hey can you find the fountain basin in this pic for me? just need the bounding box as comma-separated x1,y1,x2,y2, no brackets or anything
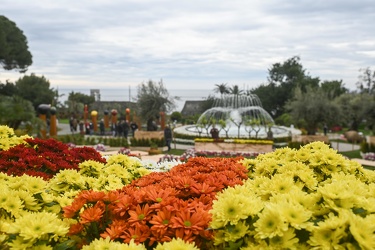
194,138,273,153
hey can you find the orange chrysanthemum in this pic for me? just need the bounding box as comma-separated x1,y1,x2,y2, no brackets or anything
63,197,87,218
128,204,153,226
68,223,84,236
171,208,208,235
112,194,135,217
100,219,128,240
120,224,151,244
79,190,106,203
149,208,174,234
79,202,105,224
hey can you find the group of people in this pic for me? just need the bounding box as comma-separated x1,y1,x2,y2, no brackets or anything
71,115,174,151
109,120,138,138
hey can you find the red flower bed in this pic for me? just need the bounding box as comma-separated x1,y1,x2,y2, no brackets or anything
63,157,248,249
0,138,106,180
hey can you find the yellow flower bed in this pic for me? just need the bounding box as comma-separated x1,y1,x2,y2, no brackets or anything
0,125,31,151
194,138,273,145
209,142,375,249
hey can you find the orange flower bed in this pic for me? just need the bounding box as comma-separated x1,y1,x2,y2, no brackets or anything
63,157,248,248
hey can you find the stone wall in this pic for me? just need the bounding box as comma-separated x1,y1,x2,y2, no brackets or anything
134,131,164,140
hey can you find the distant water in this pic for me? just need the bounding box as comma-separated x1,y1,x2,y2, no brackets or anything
57,88,215,112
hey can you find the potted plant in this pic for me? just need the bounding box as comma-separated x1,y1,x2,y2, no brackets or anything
148,142,162,155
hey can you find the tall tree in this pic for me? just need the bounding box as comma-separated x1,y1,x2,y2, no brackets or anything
0,16,32,72
0,80,17,96
136,79,176,130
334,92,374,131
320,80,348,99
15,73,56,110
252,56,320,118
213,83,229,95
356,67,375,95
66,91,95,117
0,95,35,130
286,87,340,135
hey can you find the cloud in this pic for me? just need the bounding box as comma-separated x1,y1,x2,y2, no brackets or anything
1,0,374,92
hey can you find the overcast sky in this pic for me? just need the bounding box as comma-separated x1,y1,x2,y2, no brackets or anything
1,0,374,91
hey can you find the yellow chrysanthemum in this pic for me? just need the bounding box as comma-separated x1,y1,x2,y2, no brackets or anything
81,237,147,250
253,158,281,178
103,163,132,179
308,213,348,249
211,192,263,228
154,237,199,250
20,175,48,194
48,169,86,192
268,174,295,196
254,204,288,239
277,200,312,229
268,228,299,249
102,174,125,191
0,125,31,150
318,175,362,210
6,211,69,247
223,220,250,242
55,195,75,208
16,190,42,211
349,213,375,250
2,195,24,218
78,160,104,177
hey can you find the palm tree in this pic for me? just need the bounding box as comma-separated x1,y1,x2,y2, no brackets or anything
228,85,244,95
213,83,230,95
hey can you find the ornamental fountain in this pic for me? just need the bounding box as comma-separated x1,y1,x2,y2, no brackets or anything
174,94,300,139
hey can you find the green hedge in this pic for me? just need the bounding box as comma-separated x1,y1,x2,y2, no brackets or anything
360,141,375,153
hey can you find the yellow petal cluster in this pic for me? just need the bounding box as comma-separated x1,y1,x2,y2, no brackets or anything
210,141,375,249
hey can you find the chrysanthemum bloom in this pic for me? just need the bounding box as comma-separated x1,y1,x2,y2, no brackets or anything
128,204,153,226
210,191,263,228
277,200,312,229
308,213,348,249
79,202,105,224
267,228,299,249
348,213,375,249
78,160,104,177
171,207,210,241
100,219,128,240
154,237,199,250
120,224,151,244
5,211,69,249
254,204,288,239
81,237,147,250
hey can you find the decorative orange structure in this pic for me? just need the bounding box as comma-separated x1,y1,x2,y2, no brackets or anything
160,111,165,130
83,105,88,124
111,109,118,126
126,108,131,121
49,107,57,137
104,110,109,128
91,110,98,132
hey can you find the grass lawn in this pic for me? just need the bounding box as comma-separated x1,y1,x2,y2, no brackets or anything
162,149,186,155
340,150,362,159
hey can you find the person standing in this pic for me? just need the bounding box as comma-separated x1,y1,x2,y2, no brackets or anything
123,120,130,139
210,125,219,140
99,119,105,135
130,121,138,137
164,125,173,151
